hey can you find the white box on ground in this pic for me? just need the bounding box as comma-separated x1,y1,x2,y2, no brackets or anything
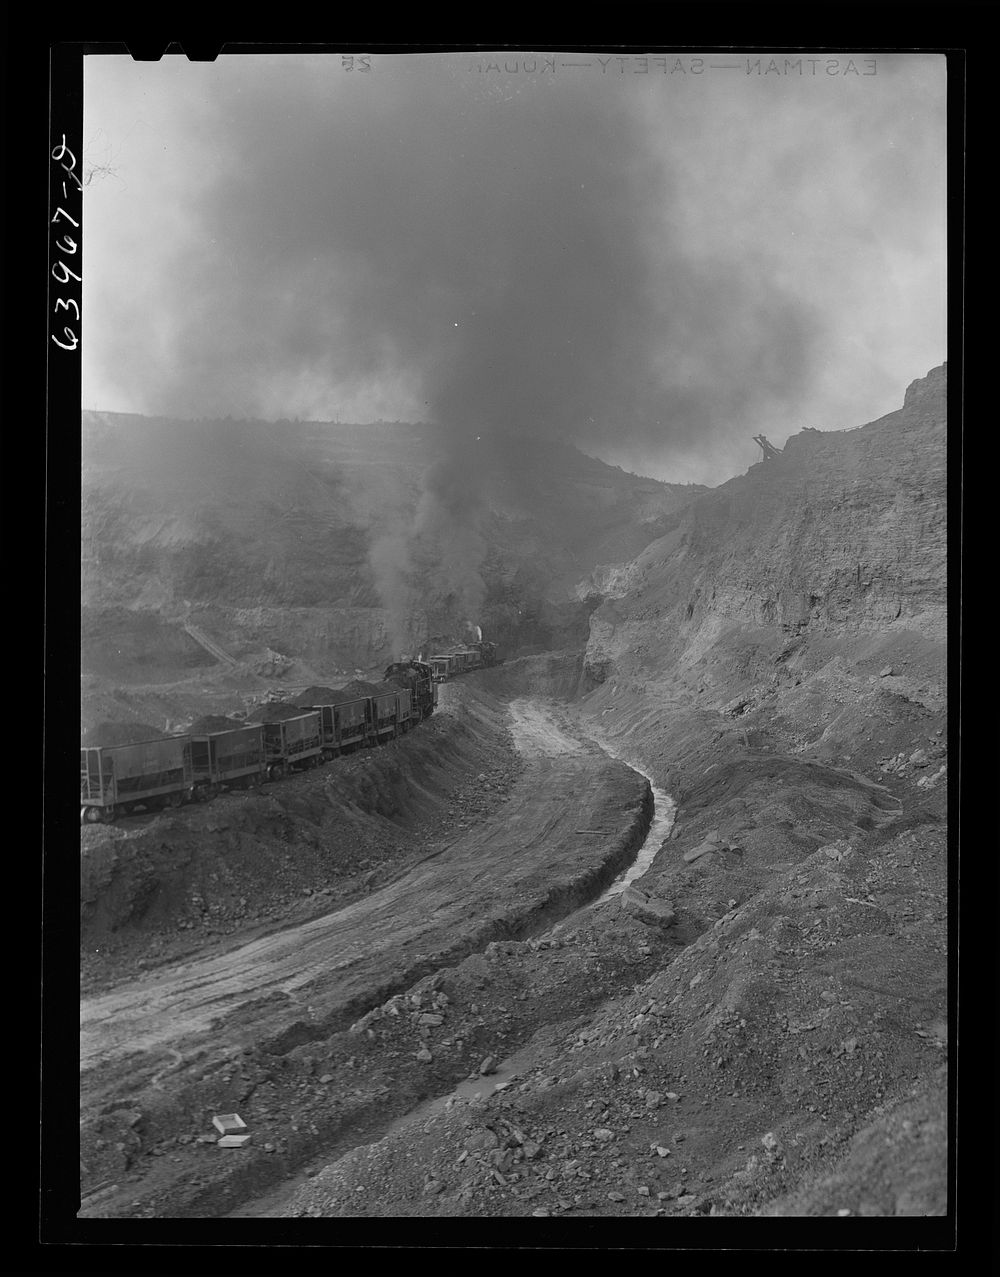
212,1113,247,1135
217,1133,252,1148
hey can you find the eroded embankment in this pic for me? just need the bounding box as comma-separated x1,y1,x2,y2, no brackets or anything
79,680,652,1219
275,652,946,1221
80,686,520,989
81,649,946,1222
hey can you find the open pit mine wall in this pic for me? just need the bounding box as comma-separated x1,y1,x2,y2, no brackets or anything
584,364,947,696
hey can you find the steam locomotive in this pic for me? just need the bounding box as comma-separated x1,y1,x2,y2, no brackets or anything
80,658,438,825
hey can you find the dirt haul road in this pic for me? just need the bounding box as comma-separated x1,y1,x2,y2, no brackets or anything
79,693,651,1210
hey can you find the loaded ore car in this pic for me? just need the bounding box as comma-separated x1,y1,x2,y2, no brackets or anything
429,653,457,683
81,735,192,823
395,687,414,732
368,688,402,743
79,654,446,824
186,724,265,796
257,711,323,779
428,644,496,681
311,697,369,759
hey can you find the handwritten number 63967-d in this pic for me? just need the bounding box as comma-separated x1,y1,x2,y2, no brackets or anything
51,134,82,351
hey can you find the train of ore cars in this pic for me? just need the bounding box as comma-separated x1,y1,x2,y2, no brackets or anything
80,640,501,824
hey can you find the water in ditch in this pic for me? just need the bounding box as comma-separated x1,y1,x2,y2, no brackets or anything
595,763,676,903
230,701,675,1216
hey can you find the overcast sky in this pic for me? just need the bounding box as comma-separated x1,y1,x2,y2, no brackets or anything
83,50,946,486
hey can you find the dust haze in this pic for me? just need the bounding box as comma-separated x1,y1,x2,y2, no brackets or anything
84,53,946,475
83,52,946,637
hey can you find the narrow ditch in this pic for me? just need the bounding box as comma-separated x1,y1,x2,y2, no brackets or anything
595,769,676,904
224,708,678,1218
89,690,669,1220
256,776,653,1058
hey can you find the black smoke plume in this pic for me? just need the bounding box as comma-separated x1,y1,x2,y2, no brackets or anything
87,54,945,644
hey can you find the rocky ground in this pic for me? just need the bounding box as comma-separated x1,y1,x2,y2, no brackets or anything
279,656,947,1222
78,679,653,1219
75,367,949,1227
79,647,947,1223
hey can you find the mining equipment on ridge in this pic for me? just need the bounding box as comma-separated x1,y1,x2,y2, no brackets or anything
752,434,783,462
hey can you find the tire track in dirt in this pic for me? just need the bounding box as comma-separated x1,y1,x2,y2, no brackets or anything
81,696,650,1090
